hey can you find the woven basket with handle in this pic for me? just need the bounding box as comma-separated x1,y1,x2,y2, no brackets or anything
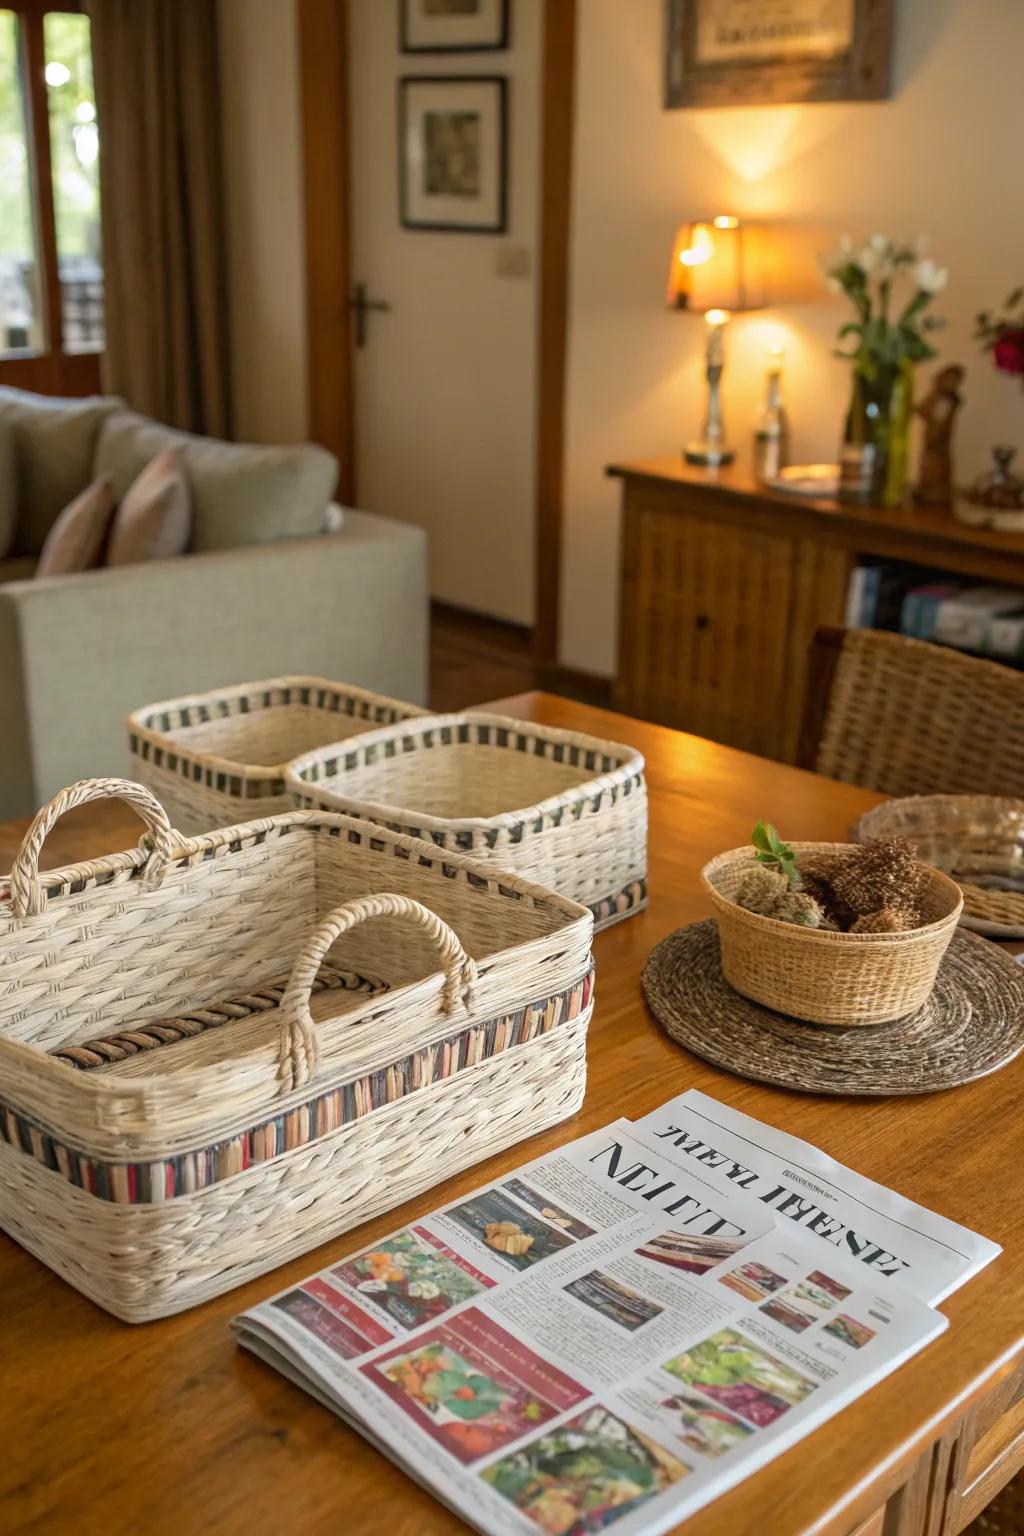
284,711,648,931
0,779,594,1322
701,843,963,1027
127,675,430,834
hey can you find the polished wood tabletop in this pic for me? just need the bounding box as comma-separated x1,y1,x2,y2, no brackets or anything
3,692,1022,1536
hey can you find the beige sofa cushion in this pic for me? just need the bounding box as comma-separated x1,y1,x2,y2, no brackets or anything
106,449,191,566
0,387,122,556
94,411,338,552
36,475,117,577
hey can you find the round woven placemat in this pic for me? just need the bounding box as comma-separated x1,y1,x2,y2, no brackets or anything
642,919,1024,1096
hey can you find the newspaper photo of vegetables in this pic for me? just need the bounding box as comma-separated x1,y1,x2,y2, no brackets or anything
482,1404,690,1535
368,1334,558,1463
363,1309,588,1465
657,1386,755,1460
332,1225,491,1330
823,1314,877,1350
662,1329,817,1428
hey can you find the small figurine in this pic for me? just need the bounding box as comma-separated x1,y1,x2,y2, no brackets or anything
913,363,965,507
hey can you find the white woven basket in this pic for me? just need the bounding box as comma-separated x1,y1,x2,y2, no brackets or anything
0,779,594,1322
127,675,429,834
284,712,648,930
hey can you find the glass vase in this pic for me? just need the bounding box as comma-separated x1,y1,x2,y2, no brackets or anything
838,360,914,509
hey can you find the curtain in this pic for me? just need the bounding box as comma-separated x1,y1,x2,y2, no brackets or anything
87,0,232,437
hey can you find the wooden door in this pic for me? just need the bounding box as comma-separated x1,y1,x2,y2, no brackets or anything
616,499,796,758
344,0,540,626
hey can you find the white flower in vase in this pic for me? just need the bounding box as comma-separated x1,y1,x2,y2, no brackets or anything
916,259,948,294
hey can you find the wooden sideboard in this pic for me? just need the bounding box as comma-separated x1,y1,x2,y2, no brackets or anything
609,456,1024,763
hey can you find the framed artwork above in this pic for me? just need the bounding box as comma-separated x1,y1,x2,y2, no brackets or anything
398,76,508,233
400,0,510,54
665,0,894,108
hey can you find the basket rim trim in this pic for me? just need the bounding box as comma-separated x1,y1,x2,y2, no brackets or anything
125,676,430,781
856,793,1024,841
284,711,647,833
0,808,594,926
701,842,964,944
0,967,596,1181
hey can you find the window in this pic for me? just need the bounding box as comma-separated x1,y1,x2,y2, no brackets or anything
0,0,102,394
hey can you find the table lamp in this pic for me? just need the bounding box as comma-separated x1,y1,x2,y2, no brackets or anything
667,216,764,466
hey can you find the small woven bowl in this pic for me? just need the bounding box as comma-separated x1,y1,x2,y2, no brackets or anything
856,795,1024,938
701,843,964,1028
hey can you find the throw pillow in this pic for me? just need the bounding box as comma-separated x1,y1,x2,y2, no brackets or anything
0,387,123,556
95,410,338,552
106,448,192,566
36,475,117,578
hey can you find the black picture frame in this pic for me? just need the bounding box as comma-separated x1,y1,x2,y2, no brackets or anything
400,0,510,55
665,0,894,109
398,75,508,234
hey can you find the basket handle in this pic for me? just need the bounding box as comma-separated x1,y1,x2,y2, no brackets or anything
277,893,478,1095
8,778,180,920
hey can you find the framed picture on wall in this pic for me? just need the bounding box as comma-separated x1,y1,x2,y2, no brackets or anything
400,0,510,54
665,0,894,108
399,76,508,233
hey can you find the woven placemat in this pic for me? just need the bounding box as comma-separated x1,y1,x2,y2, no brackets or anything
642,920,1024,1096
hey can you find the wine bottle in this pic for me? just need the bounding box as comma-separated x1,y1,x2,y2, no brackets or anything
754,364,789,483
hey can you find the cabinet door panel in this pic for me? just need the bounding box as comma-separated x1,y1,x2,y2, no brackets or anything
621,502,794,757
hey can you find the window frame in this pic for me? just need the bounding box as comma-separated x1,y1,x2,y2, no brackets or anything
0,0,102,395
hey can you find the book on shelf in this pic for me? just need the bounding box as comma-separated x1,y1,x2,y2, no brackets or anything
233,1093,998,1536
985,612,1024,661
843,558,1024,658
899,582,962,641
931,588,1024,652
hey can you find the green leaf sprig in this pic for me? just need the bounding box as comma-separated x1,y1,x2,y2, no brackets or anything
751,822,803,891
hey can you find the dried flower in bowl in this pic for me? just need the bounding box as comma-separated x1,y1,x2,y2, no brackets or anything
734,825,928,934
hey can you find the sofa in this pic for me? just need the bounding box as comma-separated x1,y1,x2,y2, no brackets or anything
0,388,428,819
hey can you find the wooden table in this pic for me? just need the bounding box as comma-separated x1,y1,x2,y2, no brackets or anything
3,693,1023,1536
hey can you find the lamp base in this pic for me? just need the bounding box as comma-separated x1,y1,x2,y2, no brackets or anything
684,440,735,467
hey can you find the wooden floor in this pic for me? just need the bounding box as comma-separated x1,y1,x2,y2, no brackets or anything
429,602,611,712
428,603,540,711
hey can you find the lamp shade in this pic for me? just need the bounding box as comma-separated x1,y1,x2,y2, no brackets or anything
667,216,764,314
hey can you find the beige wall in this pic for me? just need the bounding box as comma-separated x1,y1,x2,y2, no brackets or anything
218,0,309,445
562,0,1024,676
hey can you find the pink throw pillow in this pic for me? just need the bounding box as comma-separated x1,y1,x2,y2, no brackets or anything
106,448,191,566
36,474,117,578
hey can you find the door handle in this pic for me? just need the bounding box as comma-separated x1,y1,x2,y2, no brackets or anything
348,281,391,349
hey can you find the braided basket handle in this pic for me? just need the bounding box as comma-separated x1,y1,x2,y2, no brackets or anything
277,893,478,1095
9,778,179,920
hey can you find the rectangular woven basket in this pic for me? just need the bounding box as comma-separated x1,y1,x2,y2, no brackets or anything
284,712,648,930
127,675,430,834
0,779,594,1322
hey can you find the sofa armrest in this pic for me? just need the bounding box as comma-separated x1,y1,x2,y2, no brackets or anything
0,510,428,818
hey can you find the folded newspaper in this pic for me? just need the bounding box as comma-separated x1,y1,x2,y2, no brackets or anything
233,1093,998,1536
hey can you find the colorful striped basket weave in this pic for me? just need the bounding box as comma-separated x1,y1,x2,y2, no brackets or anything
284,712,648,930
127,675,429,835
0,779,594,1322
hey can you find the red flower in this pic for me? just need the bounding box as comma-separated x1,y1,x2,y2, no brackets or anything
993,327,1024,376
